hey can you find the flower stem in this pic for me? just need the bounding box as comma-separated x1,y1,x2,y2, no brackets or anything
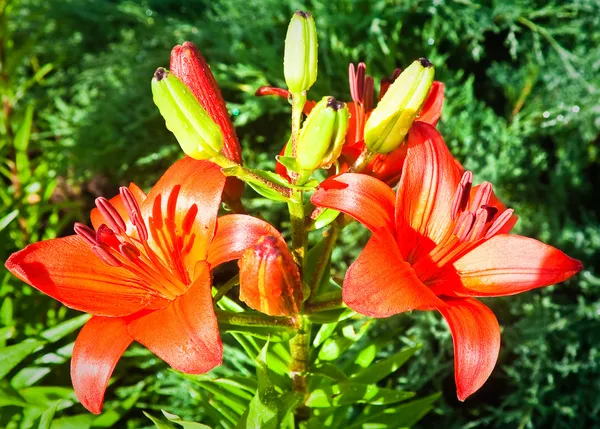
287,190,306,269
212,274,239,304
290,92,307,159
305,293,344,313
348,146,375,173
289,315,311,399
215,310,295,329
308,221,339,301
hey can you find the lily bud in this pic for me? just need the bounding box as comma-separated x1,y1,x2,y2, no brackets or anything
239,236,302,316
284,11,318,94
364,58,435,154
151,67,224,160
296,96,349,171
170,42,243,164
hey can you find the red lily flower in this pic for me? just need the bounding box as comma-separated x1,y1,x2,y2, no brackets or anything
311,121,582,400
171,42,245,205
5,158,280,414
260,62,444,185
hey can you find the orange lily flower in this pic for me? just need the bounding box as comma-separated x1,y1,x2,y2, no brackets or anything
311,121,582,400
259,62,445,185
5,158,280,414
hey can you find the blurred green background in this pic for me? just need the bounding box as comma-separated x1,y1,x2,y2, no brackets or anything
1,0,599,427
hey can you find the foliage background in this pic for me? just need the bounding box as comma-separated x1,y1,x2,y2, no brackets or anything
1,0,598,427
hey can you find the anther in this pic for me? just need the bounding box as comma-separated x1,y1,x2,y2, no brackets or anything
356,62,366,104
133,213,149,241
182,204,198,236
120,187,142,226
469,208,489,241
92,244,122,267
484,209,514,239
451,171,474,220
364,76,374,112
95,197,126,233
470,182,492,212
74,222,98,246
453,211,475,242
96,224,121,248
119,242,140,262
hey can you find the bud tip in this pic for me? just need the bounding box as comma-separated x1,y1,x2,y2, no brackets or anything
419,57,433,68
154,67,168,81
326,97,345,111
296,10,310,18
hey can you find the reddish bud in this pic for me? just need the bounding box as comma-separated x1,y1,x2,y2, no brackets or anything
238,236,302,316
170,42,244,202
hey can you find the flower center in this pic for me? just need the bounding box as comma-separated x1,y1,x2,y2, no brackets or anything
74,186,198,300
412,170,514,283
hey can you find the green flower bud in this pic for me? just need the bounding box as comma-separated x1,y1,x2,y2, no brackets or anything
284,11,318,94
296,96,349,171
151,67,224,160
364,58,435,154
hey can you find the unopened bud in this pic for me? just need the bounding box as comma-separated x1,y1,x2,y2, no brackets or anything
151,67,223,160
239,236,302,316
364,58,434,154
296,96,349,171
284,11,318,94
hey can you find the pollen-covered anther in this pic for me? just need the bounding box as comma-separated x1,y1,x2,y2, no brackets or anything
484,208,514,239
95,197,126,233
92,244,122,267
74,222,98,246
119,242,141,262
96,224,121,248
451,171,474,220
470,181,493,212
452,211,475,242
119,187,142,226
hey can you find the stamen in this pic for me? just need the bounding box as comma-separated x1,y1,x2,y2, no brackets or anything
468,208,489,241
452,211,475,242
152,195,163,229
348,63,357,102
469,182,492,212
95,197,126,233
120,187,142,226
133,212,148,241
74,223,98,246
119,242,141,262
356,62,366,104
96,224,121,248
450,171,473,220
484,209,514,239
92,244,122,267
166,185,181,222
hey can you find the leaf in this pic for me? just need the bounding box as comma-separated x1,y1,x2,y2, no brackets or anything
346,393,441,429
0,209,19,232
16,151,31,183
11,367,52,389
305,383,415,408
235,342,279,429
37,400,62,429
49,414,95,429
0,380,28,407
350,345,421,384
0,339,45,380
144,411,176,429
14,103,35,151
219,323,294,342
317,321,372,361
275,155,299,173
309,363,348,383
308,208,340,231
40,314,90,343
162,410,212,428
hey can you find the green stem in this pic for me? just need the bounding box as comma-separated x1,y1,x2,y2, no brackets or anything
290,92,307,159
215,310,295,329
348,146,375,173
287,190,306,268
308,221,339,301
305,294,344,313
289,315,311,397
212,274,239,304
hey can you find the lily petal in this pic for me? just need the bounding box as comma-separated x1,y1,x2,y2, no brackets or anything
344,228,445,317
437,298,500,401
450,234,582,297
417,81,444,126
91,183,146,231
71,316,133,414
127,262,222,373
140,157,226,268
396,122,462,259
311,174,396,233
207,214,283,268
5,235,168,316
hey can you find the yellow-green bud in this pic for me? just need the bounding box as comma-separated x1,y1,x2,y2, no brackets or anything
151,67,224,160
364,58,435,154
296,96,349,171
284,11,318,94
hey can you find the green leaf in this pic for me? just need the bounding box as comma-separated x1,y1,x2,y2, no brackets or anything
0,380,28,407
347,393,441,429
16,151,31,183
307,208,340,231
144,411,176,429
40,314,90,343
350,345,421,384
275,155,299,173
49,414,95,429
14,103,34,151
309,363,348,383
306,383,415,408
162,410,212,428
317,321,372,361
37,400,61,429
11,367,52,389
0,339,45,380
235,342,279,429
0,209,19,232
219,323,294,342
